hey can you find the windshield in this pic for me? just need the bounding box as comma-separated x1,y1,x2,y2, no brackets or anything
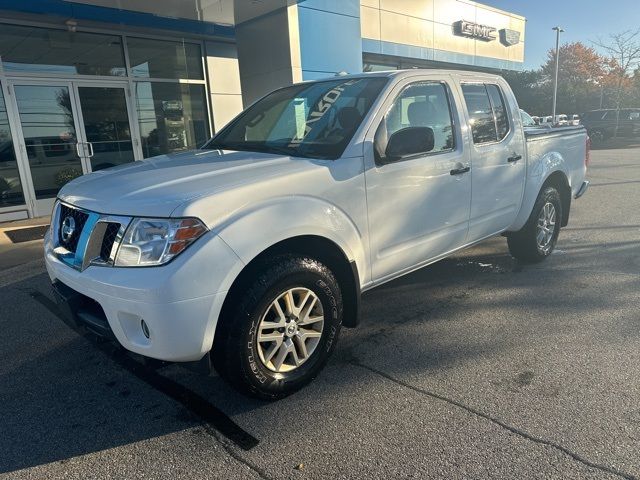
203,77,388,160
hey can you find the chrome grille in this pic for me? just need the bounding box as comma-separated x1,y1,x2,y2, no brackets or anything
58,204,89,253
51,201,131,271
100,223,121,262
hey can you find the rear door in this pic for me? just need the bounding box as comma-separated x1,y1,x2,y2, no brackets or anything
363,75,471,282
458,81,526,240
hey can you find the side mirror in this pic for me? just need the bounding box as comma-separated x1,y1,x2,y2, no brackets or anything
384,127,435,162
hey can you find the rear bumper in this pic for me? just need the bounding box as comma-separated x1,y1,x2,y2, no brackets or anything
574,180,589,199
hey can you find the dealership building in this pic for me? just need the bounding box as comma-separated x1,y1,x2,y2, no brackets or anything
0,0,525,221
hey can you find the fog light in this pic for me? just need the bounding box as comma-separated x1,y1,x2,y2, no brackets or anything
141,319,150,339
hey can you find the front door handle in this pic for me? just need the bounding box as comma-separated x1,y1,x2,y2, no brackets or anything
450,166,470,175
508,154,522,163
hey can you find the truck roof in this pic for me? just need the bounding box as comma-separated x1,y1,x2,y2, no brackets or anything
299,69,505,84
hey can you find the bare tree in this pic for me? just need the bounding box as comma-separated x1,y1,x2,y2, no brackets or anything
593,29,640,135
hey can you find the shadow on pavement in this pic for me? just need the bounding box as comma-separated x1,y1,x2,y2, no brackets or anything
1,233,638,475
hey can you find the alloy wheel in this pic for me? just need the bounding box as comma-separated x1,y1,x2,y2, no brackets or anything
256,287,324,373
536,202,556,253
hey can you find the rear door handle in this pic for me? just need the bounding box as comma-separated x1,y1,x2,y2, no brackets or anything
508,154,522,163
450,166,470,175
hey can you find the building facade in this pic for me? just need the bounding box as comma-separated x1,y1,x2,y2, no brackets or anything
0,0,525,221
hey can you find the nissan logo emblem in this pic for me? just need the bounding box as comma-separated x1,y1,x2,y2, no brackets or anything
61,216,76,243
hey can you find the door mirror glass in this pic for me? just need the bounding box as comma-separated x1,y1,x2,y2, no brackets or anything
385,127,434,161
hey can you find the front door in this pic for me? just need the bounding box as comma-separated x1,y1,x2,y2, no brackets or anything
364,78,472,283
8,80,137,217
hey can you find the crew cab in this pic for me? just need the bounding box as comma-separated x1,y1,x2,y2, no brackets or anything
45,70,590,399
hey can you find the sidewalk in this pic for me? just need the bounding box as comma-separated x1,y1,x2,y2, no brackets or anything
0,216,49,272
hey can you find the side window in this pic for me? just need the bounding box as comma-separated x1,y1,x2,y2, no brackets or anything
461,84,497,144
376,82,455,160
486,84,509,140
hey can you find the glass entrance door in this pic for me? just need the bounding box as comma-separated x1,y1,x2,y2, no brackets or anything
12,83,84,216
9,81,138,217
73,84,136,172
0,83,27,216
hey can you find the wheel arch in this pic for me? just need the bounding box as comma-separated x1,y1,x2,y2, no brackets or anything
215,235,362,352
509,166,572,232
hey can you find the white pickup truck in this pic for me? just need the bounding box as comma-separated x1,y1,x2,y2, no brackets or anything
45,70,589,399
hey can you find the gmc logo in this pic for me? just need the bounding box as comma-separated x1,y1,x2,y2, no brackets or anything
453,20,497,42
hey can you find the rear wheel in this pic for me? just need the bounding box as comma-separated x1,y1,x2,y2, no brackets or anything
507,186,562,263
212,255,343,400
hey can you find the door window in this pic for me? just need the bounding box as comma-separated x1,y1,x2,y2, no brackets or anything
486,84,509,140
0,85,25,208
376,82,455,160
461,84,498,144
461,83,511,144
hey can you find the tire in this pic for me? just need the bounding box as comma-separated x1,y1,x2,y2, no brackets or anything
507,186,562,263
212,255,343,400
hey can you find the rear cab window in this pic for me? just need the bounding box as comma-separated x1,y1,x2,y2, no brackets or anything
461,83,511,144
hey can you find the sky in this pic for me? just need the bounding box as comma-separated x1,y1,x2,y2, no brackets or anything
481,0,640,70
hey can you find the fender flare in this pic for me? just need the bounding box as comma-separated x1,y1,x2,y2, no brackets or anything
509,151,571,232
212,196,368,329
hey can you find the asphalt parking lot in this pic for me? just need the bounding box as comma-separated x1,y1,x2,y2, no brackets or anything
1,145,639,480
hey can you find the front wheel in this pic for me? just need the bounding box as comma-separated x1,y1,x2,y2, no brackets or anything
212,255,343,400
507,186,562,263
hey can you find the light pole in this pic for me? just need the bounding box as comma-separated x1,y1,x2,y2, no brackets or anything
551,26,564,125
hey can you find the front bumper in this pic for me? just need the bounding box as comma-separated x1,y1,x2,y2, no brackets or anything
44,228,244,362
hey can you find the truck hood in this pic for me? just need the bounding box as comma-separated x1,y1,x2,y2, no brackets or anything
58,149,303,219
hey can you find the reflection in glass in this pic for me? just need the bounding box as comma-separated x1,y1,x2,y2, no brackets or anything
461,84,498,144
384,83,455,153
14,85,84,199
0,25,126,76
127,37,203,80
0,85,25,208
136,82,208,157
486,84,509,140
77,87,135,171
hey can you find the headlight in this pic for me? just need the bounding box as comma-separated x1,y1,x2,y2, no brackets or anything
115,217,208,267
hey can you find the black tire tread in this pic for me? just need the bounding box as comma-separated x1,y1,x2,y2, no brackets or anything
507,186,562,264
212,254,342,400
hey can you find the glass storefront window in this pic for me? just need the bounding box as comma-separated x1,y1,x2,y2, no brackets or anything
363,62,398,72
127,38,204,80
136,82,209,157
0,84,25,208
0,25,126,76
